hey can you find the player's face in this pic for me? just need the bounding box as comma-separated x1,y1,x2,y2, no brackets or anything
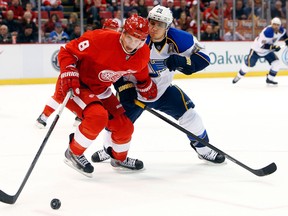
149,19,166,42
272,23,280,32
121,32,145,53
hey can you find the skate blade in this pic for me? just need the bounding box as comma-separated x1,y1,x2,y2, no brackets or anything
110,163,145,172
35,122,46,129
64,159,93,178
198,155,227,166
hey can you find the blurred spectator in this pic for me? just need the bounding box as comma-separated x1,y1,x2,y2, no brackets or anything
232,0,247,20
106,0,119,14
114,10,125,28
223,27,245,41
43,13,60,33
136,0,148,18
129,8,138,17
175,0,190,19
203,0,219,25
0,0,8,14
85,0,101,25
201,24,220,41
24,2,36,23
20,11,37,34
17,23,37,43
271,0,286,19
176,11,190,31
8,0,24,21
0,24,12,43
69,24,81,40
66,12,79,35
201,0,211,8
166,0,177,19
21,0,36,9
85,23,94,31
2,10,20,33
189,0,197,20
243,0,262,19
41,0,64,12
223,2,232,19
48,21,69,43
123,0,134,18
189,13,207,35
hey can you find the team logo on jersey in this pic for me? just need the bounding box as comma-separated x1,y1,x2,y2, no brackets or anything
98,69,136,82
149,59,167,77
51,49,60,71
281,47,288,66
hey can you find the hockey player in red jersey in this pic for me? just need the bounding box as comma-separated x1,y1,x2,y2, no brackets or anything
102,18,120,31
58,14,157,177
35,18,120,129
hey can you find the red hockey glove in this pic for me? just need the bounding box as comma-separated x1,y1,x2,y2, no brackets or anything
136,78,157,100
101,94,125,118
60,66,80,97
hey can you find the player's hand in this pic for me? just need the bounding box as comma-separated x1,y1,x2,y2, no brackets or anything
136,78,157,100
271,45,281,52
165,54,191,72
114,77,137,109
60,66,80,96
285,40,288,46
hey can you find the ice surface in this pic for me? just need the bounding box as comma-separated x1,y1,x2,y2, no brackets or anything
0,76,287,216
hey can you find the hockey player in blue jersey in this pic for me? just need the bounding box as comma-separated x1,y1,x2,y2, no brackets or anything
233,17,288,85
91,5,225,167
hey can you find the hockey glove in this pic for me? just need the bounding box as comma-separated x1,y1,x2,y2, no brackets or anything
285,39,288,46
101,94,125,118
114,77,137,109
270,45,281,52
60,65,80,96
136,78,157,100
165,54,194,74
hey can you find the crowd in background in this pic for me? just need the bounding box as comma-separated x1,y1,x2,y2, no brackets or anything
0,0,287,43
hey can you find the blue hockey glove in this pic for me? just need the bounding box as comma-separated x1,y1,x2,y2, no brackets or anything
270,45,281,52
165,54,192,72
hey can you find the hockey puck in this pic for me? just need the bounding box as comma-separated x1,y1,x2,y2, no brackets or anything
50,198,61,210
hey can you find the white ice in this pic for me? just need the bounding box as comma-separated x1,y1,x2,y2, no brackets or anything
0,76,287,216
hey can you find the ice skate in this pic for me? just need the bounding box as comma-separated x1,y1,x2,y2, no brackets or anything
64,148,94,177
91,148,111,162
232,76,241,84
266,75,278,85
35,114,47,129
191,143,225,164
110,157,144,170
73,116,82,127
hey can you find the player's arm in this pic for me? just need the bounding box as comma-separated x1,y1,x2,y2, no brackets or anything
165,32,210,74
260,27,281,51
165,51,210,75
133,65,157,100
58,32,93,96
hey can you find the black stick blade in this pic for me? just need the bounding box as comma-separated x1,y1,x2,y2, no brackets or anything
0,190,16,204
253,162,277,177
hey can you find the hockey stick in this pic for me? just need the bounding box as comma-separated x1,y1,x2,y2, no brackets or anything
134,100,277,177
0,89,73,204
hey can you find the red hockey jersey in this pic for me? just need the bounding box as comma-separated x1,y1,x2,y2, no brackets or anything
58,29,150,96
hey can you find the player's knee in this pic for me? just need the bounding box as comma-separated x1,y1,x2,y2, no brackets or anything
111,115,134,143
271,60,281,71
179,108,205,136
82,103,109,134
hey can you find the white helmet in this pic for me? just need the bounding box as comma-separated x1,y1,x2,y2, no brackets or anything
148,5,173,28
271,17,281,26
